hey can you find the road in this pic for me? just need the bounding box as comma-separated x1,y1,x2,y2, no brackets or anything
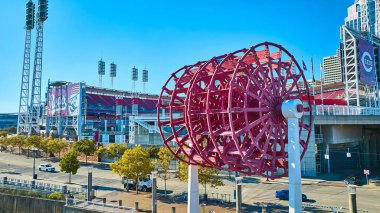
0,151,379,212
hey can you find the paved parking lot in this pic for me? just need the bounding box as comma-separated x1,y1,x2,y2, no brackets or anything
0,151,379,212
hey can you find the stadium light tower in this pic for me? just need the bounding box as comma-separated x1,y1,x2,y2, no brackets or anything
29,0,48,136
142,68,148,93
110,62,117,89
17,0,35,135
132,66,138,92
98,59,105,87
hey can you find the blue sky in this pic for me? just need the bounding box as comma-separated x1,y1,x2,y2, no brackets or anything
0,0,352,113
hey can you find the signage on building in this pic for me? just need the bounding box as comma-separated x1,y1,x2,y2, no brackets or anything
358,39,377,85
46,83,81,117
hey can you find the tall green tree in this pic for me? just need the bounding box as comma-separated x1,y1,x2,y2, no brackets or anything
146,146,160,159
0,131,7,138
73,138,97,164
26,136,43,157
9,135,26,155
178,161,224,197
48,138,68,160
38,137,51,159
105,144,128,160
0,137,9,151
111,146,153,194
26,135,42,148
156,146,174,196
59,150,80,184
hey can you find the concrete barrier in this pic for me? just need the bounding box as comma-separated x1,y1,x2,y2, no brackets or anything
0,193,106,213
0,192,65,213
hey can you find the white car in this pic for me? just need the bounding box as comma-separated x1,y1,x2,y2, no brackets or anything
38,164,55,172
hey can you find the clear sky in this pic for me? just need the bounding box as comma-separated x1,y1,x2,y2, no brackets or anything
0,0,353,113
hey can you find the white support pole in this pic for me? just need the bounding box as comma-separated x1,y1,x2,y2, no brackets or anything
188,164,199,213
282,99,304,213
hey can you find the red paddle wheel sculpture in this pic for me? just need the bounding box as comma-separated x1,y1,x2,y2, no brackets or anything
157,42,312,179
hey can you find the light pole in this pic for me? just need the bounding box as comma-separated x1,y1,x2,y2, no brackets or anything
32,148,37,180
151,171,158,213
347,185,358,213
235,177,243,213
87,166,93,201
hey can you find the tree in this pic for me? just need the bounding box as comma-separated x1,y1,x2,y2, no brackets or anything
73,138,97,164
111,146,153,194
48,138,68,160
59,150,80,184
105,144,128,160
0,131,7,138
146,146,160,159
178,161,224,198
156,146,174,195
26,135,42,148
5,126,17,134
26,135,43,157
38,137,51,159
9,135,26,154
0,137,9,151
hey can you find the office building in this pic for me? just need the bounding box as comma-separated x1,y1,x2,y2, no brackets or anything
345,0,378,36
323,54,342,85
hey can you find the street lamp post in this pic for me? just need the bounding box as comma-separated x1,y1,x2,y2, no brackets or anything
87,166,93,201
32,148,37,180
235,177,243,213
151,171,158,213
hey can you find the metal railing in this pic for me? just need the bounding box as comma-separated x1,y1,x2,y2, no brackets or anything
66,198,135,213
0,176,85,195
315,105,380,116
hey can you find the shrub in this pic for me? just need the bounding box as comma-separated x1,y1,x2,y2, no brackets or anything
47,192,65,200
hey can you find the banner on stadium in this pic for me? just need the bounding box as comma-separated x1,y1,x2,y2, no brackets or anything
47,83,81,117
359,39,376,85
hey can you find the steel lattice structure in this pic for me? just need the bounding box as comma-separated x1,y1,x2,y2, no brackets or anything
29,0,48,135
17,1,35,135
157,42,312,179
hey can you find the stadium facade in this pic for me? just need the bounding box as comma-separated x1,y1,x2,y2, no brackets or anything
42,81,161,145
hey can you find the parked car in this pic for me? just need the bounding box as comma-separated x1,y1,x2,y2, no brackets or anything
122,176,153,192
275,190,307,202
344,176,361,185
38,164,55,172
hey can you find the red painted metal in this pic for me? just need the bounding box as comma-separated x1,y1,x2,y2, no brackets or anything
157,42,312,179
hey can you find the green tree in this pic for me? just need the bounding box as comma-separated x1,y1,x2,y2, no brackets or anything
26,135,42,148
111,146,153,194
146,145,160,159
156,146,174,195
0,137,10,151
38,137,51,159
178,161,224,198
59,150,80,184
73,138,97,164
26,136,43,157
9,135,26,155
5,126,17,134
96,145,106,156
48,138,68,160
0,131,7,138
105,144,128,160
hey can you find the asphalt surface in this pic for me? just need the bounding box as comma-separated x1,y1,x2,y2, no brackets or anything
0,151,379,212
